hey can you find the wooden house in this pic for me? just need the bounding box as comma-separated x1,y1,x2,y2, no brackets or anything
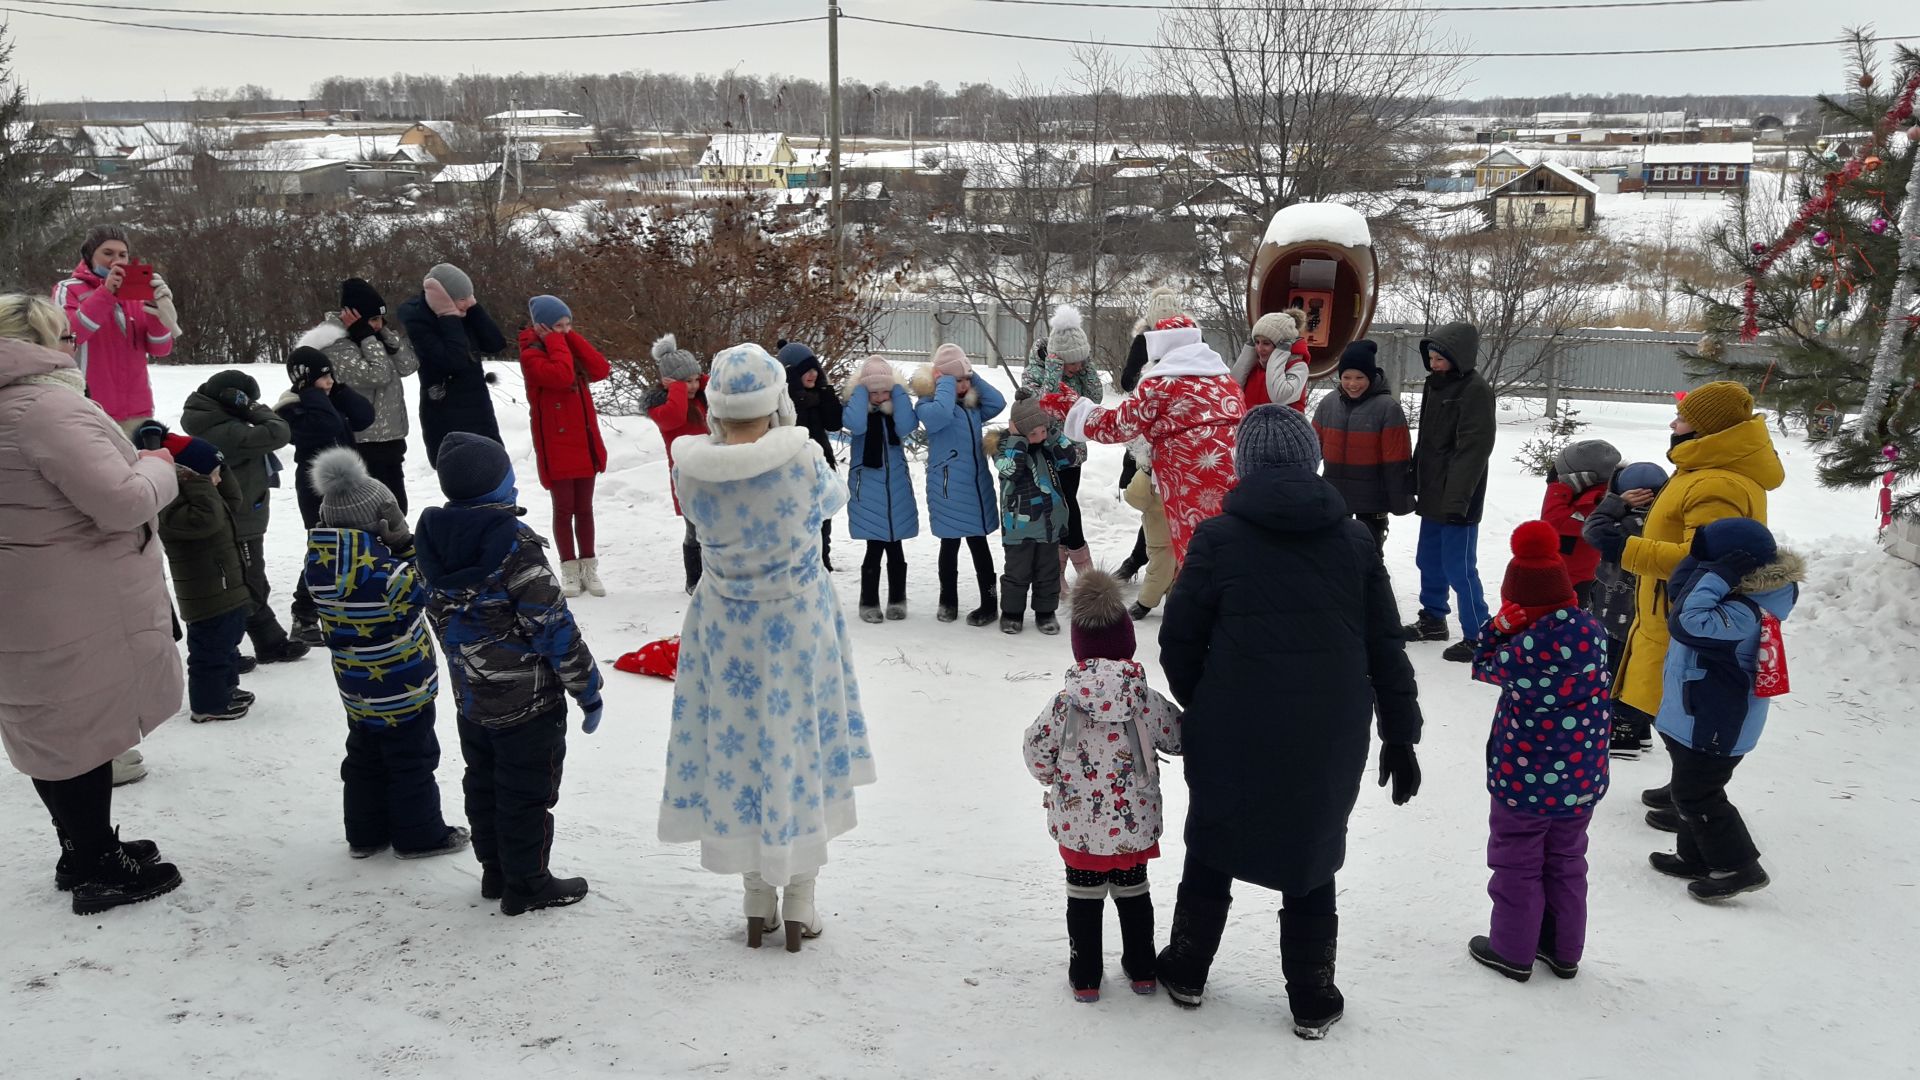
1472,147,1531,190
1641,143,1753,198
1483,161,1597,231
699,133,799,188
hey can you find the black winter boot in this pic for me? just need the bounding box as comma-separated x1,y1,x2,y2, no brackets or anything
1035,611,1060,636
1535,911,1578,979
1128,602,1151,621
1279,911,1344,1039
1641,782,1672,809
683,543,703,595
1067,897,1105,1002
859,562,883,624
1468,935,1533,982
885,554,909,620
1403,612,1449,642
965,574,998,627
70,840,182,915
1114,892,1157,993
291,617,325,648
54,828,160,892
1156,888,1231,1008
936,562,960,623
1645,806,1681,833
501,872,590,916
480,862,505,900
1689,861,1770,902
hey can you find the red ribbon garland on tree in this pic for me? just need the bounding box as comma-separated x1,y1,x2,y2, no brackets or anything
1742,70,1920,341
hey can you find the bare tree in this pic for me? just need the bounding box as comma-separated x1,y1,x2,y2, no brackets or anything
1153,0,1470,211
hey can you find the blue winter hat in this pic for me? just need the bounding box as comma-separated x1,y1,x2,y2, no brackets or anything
706,343,795,426
528,294,571,327
1691,517,1776,566
163,433,224,477
775,340,817,370
1612,461,1670,494
436,432,514,503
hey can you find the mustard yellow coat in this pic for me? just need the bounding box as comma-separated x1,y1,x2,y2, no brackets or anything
1616,416,1784,717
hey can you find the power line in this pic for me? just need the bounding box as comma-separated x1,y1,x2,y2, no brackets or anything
0,7,822,40
964,0,1760,11
7,0,743,17
846,14,1918,58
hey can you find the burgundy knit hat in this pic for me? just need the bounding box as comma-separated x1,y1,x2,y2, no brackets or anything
1502,521,1577,609
1069,569,1136,662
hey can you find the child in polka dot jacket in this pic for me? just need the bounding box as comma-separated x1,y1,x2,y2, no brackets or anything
1022,570,1183,1003
1467,521,1612,983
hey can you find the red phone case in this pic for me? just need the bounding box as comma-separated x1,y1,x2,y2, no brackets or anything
118,263,156,303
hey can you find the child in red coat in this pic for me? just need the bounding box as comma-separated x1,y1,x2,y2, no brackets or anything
646,333,710,593
520,295,612,597
1540,439,1621,610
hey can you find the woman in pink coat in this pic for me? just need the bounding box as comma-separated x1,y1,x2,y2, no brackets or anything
1045,316,1246,564
52,225,177,433
0,294,186,915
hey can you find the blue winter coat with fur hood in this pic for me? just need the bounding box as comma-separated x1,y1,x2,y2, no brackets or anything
842,383,920,542
911,366,1005,538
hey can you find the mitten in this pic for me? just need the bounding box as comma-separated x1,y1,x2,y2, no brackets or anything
423,277,461,317
580,693,604,735
375,517,413,552
215,386,252,416
347,317,378,343
1584,515,1628,563
1491,601,1531,636
1037,386,1079,419
1377,743,1421,806
131,419,170,452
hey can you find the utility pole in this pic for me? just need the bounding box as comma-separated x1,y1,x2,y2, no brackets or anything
828,0,844,287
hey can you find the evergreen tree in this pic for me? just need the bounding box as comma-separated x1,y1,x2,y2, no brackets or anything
0,26,71,292
1683,31,1920,509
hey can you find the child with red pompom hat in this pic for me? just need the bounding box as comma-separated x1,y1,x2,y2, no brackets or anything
1467,520,1612,983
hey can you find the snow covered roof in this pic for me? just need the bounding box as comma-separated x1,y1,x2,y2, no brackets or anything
390,145,435,163
1259,202,1372,249
485,108,584,123
1109,166,1161,179
1473,147,1529,168
1488,160,1599,197
1643,142,1755,165
700,133,790,168
431,162,502,184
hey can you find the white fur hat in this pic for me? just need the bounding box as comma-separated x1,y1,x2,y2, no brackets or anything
705,343,796,427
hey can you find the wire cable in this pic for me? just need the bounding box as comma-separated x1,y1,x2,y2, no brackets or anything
845,14,1919,58
963,0,1760,11
7,0,743,16
0,7,822,40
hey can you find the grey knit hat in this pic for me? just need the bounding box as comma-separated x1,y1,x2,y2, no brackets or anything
652,333,702,382
426,263,474,301
1010,397,1049,436
1046,305,1090,365
311,447,403,532
1553,439,1623,495
1235,404,1321,477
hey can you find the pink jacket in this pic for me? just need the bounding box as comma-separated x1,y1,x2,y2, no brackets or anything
0,338,182,781
53,263,174,422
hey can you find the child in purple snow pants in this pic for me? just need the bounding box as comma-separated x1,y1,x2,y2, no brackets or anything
1468,521,1613,982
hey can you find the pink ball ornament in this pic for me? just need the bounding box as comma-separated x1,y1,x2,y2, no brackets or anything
1910,124,1920,142
1872,217,1891,234
1813,230,1832,247
1751,241,1768,255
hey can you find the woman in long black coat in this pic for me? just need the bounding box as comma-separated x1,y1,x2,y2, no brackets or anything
1156,404,1424,1040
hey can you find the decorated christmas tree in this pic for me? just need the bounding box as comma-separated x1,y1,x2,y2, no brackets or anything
1685,31,1920,520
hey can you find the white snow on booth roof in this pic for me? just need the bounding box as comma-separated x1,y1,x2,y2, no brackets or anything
1260,202,1372,249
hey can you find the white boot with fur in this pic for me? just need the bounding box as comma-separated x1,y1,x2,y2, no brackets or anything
743,873,781,948
780,873,824,951
560,560,584,598
578,557,607,597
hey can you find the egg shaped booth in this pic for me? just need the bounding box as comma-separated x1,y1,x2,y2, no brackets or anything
1246,203,1380,377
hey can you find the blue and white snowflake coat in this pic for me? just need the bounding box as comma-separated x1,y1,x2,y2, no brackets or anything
662,424,877,885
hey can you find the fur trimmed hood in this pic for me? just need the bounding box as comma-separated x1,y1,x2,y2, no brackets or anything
296,315,351,352
1739,549,1806,596
908,363,981,408
671,425,817,484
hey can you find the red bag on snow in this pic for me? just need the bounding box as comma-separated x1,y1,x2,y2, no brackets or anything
615,636,680,680
1754,611,1789,698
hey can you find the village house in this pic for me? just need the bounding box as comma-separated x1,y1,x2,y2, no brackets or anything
1641,142,1753,198
483,108,585,130
1483,161,1598,231
699,132,800,188
398,121,458,160
1472,147,1531,189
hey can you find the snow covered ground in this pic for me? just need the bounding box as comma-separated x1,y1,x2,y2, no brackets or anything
5,362,1913,1078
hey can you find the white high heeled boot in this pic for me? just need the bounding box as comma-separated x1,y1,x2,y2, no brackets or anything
743,873,780,948
781,873,823,951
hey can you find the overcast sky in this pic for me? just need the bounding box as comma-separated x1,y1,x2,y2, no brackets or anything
4,0,1911,104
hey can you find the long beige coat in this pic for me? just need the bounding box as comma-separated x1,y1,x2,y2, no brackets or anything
0,338,182,781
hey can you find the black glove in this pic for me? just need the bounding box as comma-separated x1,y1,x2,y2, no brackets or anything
1584,515,1628,564
1377,743,1421,805
1545,466,1559,483
215,386,252,416
1445,513,1470,526
131,419,170,451
347,319,378,343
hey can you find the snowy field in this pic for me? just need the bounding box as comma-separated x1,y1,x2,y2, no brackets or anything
4,360,1914,1079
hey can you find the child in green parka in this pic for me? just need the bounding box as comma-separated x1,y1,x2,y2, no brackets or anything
156,434,254,724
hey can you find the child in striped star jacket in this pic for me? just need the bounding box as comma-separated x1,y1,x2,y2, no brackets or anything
305,448,468,862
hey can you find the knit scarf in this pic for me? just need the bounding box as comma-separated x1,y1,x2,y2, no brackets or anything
861,406,900,469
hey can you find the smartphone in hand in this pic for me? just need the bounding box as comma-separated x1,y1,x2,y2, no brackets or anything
118,262,157,303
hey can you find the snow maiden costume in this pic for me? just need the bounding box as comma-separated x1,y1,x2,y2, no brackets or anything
660,343,877,951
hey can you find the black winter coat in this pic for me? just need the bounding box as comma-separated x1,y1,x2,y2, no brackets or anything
179,386,291,543
1158,466,1422,895
397,294,508,466
786,356,844,467
1412,322,1496,524
277,384,375,468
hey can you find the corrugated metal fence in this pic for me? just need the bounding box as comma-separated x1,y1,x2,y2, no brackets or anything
864,299,1756,405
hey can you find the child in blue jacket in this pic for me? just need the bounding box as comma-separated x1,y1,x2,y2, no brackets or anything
305,447,467,862
994,397,1072,635
1649,517,1800,903
1468,521,1611,983
913,344,1006,626
843,355,920,623
414,433,604,916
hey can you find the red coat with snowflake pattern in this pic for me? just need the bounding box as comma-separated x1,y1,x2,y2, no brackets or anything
1065,329,1245,563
